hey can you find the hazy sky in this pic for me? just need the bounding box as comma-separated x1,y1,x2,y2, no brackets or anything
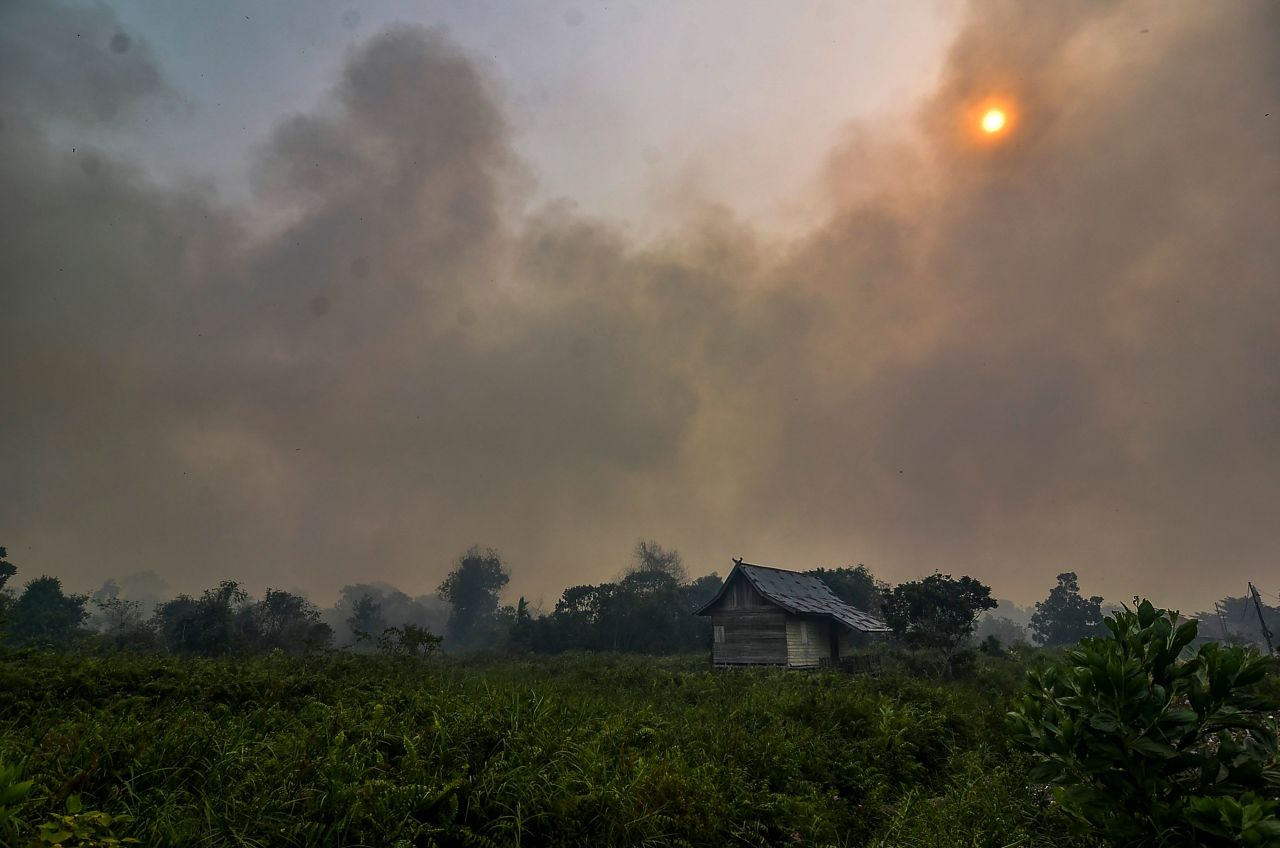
2,0,1277,612
72,0,956,233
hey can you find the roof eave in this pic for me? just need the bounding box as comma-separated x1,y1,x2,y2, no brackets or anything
692,560,744,615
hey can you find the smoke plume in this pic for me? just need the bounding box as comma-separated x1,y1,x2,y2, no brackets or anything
2,0,1277,609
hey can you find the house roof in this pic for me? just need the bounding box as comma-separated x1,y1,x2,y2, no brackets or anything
695,560,891,633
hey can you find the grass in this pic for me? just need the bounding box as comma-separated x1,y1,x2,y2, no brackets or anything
0,650,1080,847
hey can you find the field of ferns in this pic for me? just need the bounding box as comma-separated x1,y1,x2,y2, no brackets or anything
0,650,1079,847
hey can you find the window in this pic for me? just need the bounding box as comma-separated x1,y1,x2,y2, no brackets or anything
714,625,725,644
800,621,811,644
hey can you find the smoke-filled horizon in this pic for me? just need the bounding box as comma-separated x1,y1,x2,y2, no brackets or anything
2,1,1278,612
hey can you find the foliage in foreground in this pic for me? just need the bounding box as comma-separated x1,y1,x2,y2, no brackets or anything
1010,599,1280,847
0,651,1075,847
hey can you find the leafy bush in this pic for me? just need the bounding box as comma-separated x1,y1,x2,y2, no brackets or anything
0,651,1070,846
881,574,997,671
31,795,137,847
1,757,33,842
1009,599,1280,847
375,622,443,657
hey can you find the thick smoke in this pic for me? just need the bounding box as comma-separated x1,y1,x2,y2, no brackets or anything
1,0,1277,609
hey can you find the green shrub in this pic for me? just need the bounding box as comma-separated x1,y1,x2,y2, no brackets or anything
1,757,34,842
0,651,1063,847
31,795,137,847
1009,599,1280,847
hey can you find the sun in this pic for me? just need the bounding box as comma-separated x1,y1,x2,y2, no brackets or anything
980,108,1007,134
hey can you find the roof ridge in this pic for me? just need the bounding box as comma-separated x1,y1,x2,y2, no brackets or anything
736,561,805,574
697,558,891,631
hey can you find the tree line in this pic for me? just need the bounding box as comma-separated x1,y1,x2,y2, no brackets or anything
2,543,1253,660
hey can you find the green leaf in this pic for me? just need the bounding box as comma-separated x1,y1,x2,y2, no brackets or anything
1162,708,1198,726
1129,736,1178,758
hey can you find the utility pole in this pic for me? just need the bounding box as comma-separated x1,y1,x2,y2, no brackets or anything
1214,602,1229,641
1247,582,1275,655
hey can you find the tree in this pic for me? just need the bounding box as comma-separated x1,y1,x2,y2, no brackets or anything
376,623,442,658
0,547,17,594
0,546,16,634
346,593,387,648
152,580,250,656
533,567,717,656
505,596,535,652
809,564,886,612
881,573,997,660
438,546,509,649
7,576,89,648
93,595,157,651
1029,572,1106,646
324,583,447,648
611,568,690,653
541,583,612,652
685,572,722,609
249,588,332,653
1010,600,1280,846
627,540,686,583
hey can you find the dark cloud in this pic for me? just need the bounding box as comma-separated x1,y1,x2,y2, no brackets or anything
1,0,1277,610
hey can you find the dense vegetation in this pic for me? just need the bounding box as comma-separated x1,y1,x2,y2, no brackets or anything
0,542,1049,662
0,543,726,658
4,540,1278,846
5,541,1273,660
1012,602,1280,846
1,650,1077,848
6,611,1274,847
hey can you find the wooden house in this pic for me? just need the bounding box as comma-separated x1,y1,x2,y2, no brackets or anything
694,559,890,668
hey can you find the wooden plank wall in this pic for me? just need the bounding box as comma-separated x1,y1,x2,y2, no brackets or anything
785,617,832,668
712,609,787,665
707,571,841,667
723,574,771,609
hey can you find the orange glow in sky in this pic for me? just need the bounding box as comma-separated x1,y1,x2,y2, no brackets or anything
981,108,1007,134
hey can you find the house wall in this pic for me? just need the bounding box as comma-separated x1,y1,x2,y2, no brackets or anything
785,617,833,668
719,573,771,609
706,572,787,666
704,571,845,667
710,610,787,665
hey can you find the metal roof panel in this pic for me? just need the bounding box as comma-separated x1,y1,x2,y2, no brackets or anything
696,560,891,632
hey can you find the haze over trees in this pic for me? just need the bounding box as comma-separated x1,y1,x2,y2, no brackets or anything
325,583,448,650
9,537,1265,664
628,539,687,582
1195,592,1280,651
975,614,1030,649
150,581,331,656
528,541,719,655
